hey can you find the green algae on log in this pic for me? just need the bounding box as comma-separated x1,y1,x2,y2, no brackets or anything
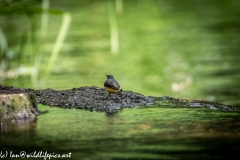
153,96,238,111
0,91,38,120
0,85,238,114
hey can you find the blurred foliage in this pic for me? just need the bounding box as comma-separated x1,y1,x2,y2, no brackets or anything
0,0,70,86
0,0,240,106
0,0,41,83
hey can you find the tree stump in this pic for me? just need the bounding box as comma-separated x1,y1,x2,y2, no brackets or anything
0,90,38,120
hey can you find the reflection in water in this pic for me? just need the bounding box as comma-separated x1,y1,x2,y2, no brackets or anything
1,118,37,134
0,118,37,155
1,105,239,159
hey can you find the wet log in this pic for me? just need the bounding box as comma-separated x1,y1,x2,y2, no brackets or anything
0,85,238,114
0,90,38,120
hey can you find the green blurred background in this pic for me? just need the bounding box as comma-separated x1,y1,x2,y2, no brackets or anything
0,0,240,107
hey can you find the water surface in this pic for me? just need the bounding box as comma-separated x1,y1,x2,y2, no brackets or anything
1,105,240,159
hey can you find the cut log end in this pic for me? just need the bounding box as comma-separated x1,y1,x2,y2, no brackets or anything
0,91,38,120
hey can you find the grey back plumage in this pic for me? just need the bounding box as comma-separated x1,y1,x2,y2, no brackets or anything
104,75,120,90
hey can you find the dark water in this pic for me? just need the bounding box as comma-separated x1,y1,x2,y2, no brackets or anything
1,105,240,159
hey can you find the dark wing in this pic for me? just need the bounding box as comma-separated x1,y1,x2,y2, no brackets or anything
104,79,120,90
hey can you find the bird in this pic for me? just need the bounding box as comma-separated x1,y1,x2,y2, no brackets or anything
104,75,120,97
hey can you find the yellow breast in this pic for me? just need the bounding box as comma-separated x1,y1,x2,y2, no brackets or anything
105,87,118,93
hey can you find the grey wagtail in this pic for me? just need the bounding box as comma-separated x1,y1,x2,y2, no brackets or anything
104,75,120,96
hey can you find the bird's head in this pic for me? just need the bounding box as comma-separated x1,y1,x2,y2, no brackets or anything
106,75,114,79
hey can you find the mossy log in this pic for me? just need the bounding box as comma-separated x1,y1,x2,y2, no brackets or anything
0,91,38,120
0,85,238,115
